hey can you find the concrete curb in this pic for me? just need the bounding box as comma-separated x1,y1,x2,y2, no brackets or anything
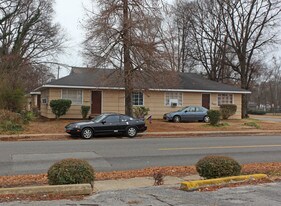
180,174,268,191
1,130,281,139
0,184,92,196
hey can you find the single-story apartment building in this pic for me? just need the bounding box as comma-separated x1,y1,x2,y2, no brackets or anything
33,67,251,119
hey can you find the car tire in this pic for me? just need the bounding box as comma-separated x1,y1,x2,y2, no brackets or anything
126,127,137,138
203,116,210,123
173,115,181,123
81,128,93,139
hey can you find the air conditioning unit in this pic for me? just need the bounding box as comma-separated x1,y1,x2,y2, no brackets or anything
169,99,178,107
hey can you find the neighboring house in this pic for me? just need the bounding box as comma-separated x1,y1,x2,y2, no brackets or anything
33,67,251,119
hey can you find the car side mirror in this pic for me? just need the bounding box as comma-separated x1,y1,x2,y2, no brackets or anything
184,110,187,113
102,120,106,124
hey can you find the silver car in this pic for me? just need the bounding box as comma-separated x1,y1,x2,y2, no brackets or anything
163,106,210,123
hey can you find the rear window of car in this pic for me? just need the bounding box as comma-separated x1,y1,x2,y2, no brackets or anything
121,115,134,122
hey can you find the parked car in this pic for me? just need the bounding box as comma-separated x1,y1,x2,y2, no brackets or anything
163,106,209,123
65,113,147,139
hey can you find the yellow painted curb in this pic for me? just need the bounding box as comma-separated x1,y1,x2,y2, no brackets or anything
0,184,93,196
180,174,268,191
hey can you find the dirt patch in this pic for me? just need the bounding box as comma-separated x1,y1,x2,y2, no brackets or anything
1,116,281,141
4,116,281,135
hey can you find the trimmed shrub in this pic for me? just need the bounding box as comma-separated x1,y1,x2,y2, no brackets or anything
220,104,237,119
196,156,241,179
247,110,266,115
81,106,90,119
207,110,221,125
50,99,72,119
47,158,95,185
133,106,150,119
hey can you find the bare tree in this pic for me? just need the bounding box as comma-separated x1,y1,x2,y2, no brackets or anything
251,57,281,113
216,0,281,118
83,0,169,116
0,0,64,91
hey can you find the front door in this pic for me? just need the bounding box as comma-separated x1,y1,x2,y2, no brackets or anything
91,91,102,115
202,94,210,109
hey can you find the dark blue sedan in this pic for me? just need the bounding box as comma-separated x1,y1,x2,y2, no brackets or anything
163,106,209,123
65,113,147,139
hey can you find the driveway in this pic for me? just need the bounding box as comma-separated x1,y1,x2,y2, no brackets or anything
3,182,281,206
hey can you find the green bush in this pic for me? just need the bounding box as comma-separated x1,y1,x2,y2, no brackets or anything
220,104,237,119
0,120,23,132
47,158,95,185
207,110,221,125
133,106,150,119
196,156,241,179
50,99,72,119
244,122,260,129
21,111,35,124
247,110,266,115
0,88,26,112
81,106,90,119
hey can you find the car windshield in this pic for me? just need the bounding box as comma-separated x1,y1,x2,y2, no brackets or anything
91,114,107,123
178,107,189,112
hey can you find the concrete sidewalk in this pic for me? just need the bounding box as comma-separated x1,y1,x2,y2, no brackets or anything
1,129,281,138
94,175,200,192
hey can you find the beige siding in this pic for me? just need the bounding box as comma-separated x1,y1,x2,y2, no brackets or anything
41,88,92,119
144,92,242,119
40,88,242,119
183,93,202,106
210,93,242,119
103,90,125,114
40,89,49,117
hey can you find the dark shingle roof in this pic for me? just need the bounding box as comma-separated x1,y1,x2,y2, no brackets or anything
40,68,250,93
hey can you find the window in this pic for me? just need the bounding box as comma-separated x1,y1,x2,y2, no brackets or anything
121,115,133,122
165,92,183,106
105,115,120,123
62,89,82,105
132,92,143,106
41,98,48,104
218,94,233,105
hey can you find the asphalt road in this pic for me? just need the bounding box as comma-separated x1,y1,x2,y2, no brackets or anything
1,135,281,175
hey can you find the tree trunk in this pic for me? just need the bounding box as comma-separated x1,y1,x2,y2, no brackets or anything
123,0,133,116
240,67,248,119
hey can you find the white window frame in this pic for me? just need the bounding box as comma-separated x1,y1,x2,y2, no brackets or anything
218,94,234,105
165,92,183,106
61,89,83,105
132,92,144,106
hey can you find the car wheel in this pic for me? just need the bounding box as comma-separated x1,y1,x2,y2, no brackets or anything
173,115,181,123
81,128,93,139
203,116,210,123
126,127,137,138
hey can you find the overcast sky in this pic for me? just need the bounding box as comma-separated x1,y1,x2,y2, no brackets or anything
54,0,280,78
54,0,173,77
54,0,92,76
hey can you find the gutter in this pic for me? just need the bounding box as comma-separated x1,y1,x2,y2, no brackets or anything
35,84,251,94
